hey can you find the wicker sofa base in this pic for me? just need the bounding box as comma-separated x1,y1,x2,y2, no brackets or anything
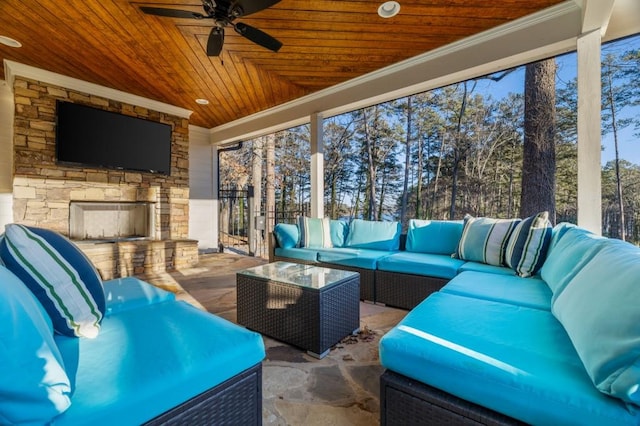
145,363,262,425
318,262,375,302
375,270,448,310
273,255,375,302
380,370,524,426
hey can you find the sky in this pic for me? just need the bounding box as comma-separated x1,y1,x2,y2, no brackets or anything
474,33,639,166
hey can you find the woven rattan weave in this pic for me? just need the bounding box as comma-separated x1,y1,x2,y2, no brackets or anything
375,270,448,309
144,363,262,425
380,370,525,426
237,262,360,358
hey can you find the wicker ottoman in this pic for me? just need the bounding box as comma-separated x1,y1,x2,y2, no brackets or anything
237,262,360,358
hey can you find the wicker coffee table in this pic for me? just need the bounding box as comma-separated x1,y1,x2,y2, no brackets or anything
237,262,360,358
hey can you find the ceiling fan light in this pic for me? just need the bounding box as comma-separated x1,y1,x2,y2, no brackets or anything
378,1,400,18
0,36,22,48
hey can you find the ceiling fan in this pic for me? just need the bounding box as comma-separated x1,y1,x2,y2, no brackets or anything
140,0,282,56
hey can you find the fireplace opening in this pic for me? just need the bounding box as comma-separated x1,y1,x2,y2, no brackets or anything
69,201,155,241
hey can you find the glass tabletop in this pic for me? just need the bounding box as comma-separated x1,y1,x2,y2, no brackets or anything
238,262,359,290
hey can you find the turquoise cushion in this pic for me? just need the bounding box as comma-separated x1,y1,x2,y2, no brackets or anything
457,261,515,276
540,226,607,298
0,265,72,424
330,220,349,248
441,271,552,310
455,216,520,266
552,239,640,405
298,217,332,248
0,224,105,338
53,300,265,425
380,292,640,425
273,223,299,249
317,247,395,269
274,247,319,263
376,252,464,280
103,277,175,316
504,211,552,277
405,219,463,255
548,222,578,252
345,219,401,251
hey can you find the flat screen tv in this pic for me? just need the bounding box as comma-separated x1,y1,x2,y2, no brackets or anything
56,100,172,175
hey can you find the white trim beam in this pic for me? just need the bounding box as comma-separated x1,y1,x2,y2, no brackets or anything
577,0,616,35
606,0,640,41
577,29,602,234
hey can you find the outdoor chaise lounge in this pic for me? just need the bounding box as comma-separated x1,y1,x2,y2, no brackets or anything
0,223,265,425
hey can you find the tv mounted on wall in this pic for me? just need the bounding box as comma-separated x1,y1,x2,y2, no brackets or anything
55,100,172,175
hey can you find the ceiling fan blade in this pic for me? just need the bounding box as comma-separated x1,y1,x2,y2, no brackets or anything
140,7,206,20
206,28,225,56
234,22,282,52
233,0,281,16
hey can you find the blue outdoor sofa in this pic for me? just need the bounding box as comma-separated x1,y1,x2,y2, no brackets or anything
271,216,516,309
0,223,265,425
272,215,640,424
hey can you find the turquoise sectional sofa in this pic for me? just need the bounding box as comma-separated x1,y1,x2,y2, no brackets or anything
0,224,265,425
271,217,528,309
379,223,640,424
273,216,640,424
271,218,406,303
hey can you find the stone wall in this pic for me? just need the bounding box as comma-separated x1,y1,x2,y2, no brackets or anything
77,239,199,281
10,76,198,276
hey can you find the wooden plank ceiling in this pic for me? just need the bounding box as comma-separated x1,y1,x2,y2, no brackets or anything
0,0,564,128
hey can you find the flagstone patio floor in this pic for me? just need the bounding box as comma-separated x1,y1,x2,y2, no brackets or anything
139,252,407,425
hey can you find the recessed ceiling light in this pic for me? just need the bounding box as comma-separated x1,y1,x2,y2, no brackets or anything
195,98,210,105
378,1,400,18
0,36,22,48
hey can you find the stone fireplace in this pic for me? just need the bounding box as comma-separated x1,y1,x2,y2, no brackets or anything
69,201,156,241
10,75,198,279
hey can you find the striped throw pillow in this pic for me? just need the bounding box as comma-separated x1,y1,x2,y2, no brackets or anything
505,211,552,277
297,217,332,248
455,215,520,266
0,224,105,338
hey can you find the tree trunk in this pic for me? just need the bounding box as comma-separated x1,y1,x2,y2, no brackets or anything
330,175,338,219
605,69,626,240
265,134,276,231
449,82,471,220
400,96,412,229
508,137,516,218
362,108,378,220
431,135,445,218
450,152,460,219
416,134,424,219
251,138,263,253
378,165,387,221
521,59,557,222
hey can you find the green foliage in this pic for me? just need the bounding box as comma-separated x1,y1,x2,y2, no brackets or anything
219,35,640,243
